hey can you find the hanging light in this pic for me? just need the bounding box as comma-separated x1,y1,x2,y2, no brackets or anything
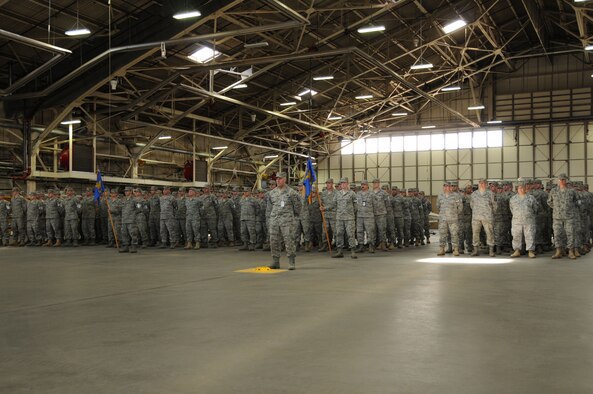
173,10,201,20
65,0,91,36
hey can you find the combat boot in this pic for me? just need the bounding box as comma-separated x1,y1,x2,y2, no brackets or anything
388,243,395,250
63,240,71,247
355,244,364,253
43,239,53,247
211,243,218,249
574,249,581,257
426,236,430,244
234,240,243,247
248,244,255,251
528,250,536,258
420,240,426,246
193,242,201,250
397,240,403,249
158,243,167,249
305,242,312,252
170,242,179,249
73,240,79,247
88,239,96,246
318,244,328,252
332,248,344,258
53,239,62,247
268,256,280,269
255,243,263,250
238,243,249,251
368,244,375,254
184,242,192,250
568,248,577,260
130,245,137,254
489,246,496,257
471,249,479,256
445,244,452,254
119,246,129,253
437,247,445,256
453,247,460,257
379,242,388,252
351,249,358,259
288,255,296,270
552,248,562,259
511,249,521,258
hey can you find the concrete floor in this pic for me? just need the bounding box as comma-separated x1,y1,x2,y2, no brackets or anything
1,245,593,394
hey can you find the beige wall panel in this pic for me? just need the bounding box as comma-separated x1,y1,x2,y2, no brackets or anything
405,166,416,182
418,166,430,181
570,143,585,160
391,152,403,166
534,162,549,178
503,129,515,146
391,167,403,183
552,161,567,176
418,182,430,193
471,164,485,179
329,155,341,169
570,160,585,177
534,145,548,161
518,162,533,178
459,149,472,164
552,144,568,161
488,163,502,179
341,155,353,168
432,164,444,181
446,164,458,180
404,152,417,166
354,155,365,168
518,146,533,161
417,151,430,165
488,147,502,162
504,162,518,179
519,127,533,145
432,150,445,165
570,124,585,142
503,146,517,162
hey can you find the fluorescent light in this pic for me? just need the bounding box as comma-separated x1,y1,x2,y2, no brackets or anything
355,94,373,99
173,10,202,20
421,125,436,129
392,112,408,117
65,28,91,36
441,86,461,92
232,83,248,89
487,120,502,124
280,102,297,106
212,146,228,150
313,75,334,81
244,41,269,48
158,135,172,140
410,63,433,70
586,45,593,51
188,47,221,63
328,115,343,120
442,19,467,34
357,25,386,34
61,120,81,125
298,89,317,96
468,105,485,110
264,155,279,160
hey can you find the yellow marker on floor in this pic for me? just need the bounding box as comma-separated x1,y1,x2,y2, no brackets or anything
235,266,287,274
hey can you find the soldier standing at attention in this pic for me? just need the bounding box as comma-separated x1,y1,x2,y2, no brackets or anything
436,181,463,256
25,192,41,246
333,177,358,259
119,187,140,253
106,189,122,248
63,187,80,247
459,184,473,254
0,195,9,246
159,186,178,249
81,187,97,246
44,189,63,247
470,179,497,257
509,180,539,258
319,178,337,252
262,180,276,251
356,180,376,253
390,187,405,248
133,188,150,248
238,188,259,251
218,192,236,247
308,189,323,249
383,185,396,249
199,186,219,248
371,179,390,251
98,192,109,244
176,188,187,246
10,187,27,246
295,182,311,252
185,188,202,250
267,172,301,270
148,186,161,246
548,173,578,259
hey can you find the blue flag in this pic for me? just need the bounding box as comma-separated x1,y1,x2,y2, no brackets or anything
94,170,105,201
303,158,316,203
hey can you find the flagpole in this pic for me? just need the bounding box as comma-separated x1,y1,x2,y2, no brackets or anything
105,197,120,249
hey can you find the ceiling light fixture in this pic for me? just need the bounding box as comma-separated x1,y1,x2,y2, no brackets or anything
173,10,202,20
158,135,172,140
421,125,436,129
487,120,502,124
232,83,248,89
441,86,461,92
355,94,373,99
61,119,81,125
313,75,334,81
328,115,343,120
264,155,279,160
298,89,317,96
65,0,90,36
410,62,434,70
280,102,297,106
188,47,221,63
442,19,467,34
357,25,386,34
244,41,269,48
392,112,408,117
212,146,228,150
468,105,485,110
586,45,593,51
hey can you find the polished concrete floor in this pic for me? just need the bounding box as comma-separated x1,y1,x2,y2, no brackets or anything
1,244,593,394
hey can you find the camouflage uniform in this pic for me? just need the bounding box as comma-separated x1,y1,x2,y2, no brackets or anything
459,190,473,253
470,186,496,252
26,195,42,245
10,191,27,245
547,180,578,251
185,191,202,248
308,194,323,248
120,189,140,252
509,192,539,252
334,180,358,256
239,193,259,250
372,180,390,249
199,192,219,246
391,190,405,247
436,185,462,254
98,196,109,243
148,191,161,245
407,192,421,245
493,186,511,252
255,195,266,248
44,192,63,245
81,194,97,245
356,183,376,251
402,195,412,246
218,196,235,245
63,193,80,246
294,187,311,250
134,193,150,247
176,190,187,244
421,194,432,243
159,191,178,247
107,194,122,247
319,182,337,251
0,199,9,246
267,177,301,269
383,186,397,246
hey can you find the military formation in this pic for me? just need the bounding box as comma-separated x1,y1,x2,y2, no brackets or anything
435,173,593,260
1,172,591,268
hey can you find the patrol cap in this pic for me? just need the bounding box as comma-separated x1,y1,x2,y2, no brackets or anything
534,179,542,185
557,173,568,180
478,178,487,183
339,177,349,183
276,172,287,179
372,178,381,183
443,181,451,186
163,186,171,191
297,181,304,186
188,188,197,193
85,187,92,192
124,186,133,192
361,180,369,185
133,188,141,193
382,185,390,190
268,179,276,185
178,187,186,192
150,186,158,191
325,178,334,184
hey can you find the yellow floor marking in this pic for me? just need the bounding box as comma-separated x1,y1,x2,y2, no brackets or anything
235,266,287,274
